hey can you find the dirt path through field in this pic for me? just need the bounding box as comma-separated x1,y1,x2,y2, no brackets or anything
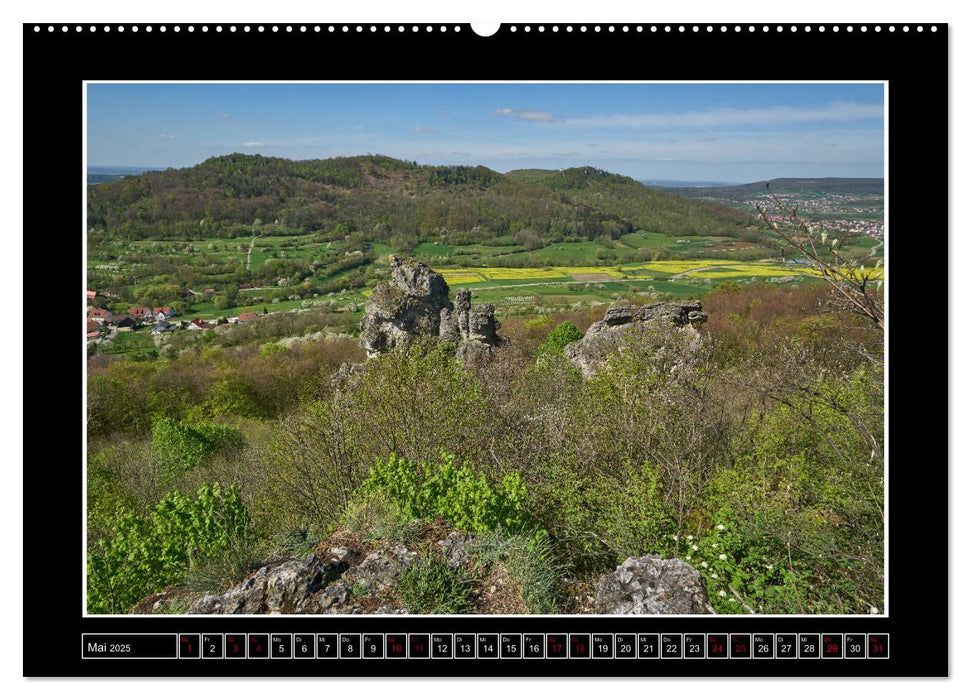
246,235,262,271
671,266,724,279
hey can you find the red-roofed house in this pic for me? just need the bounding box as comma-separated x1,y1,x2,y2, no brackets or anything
129,307,152,319
86,290,97,300
88,308,110,322
86,320,100,340
153,307,175,320
188,318,216,330
237,311,259,323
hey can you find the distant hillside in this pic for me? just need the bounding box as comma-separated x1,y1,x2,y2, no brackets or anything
87,166,165,185
87,155,754,245
667,177,884,202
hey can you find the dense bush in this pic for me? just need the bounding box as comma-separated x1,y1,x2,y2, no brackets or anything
535,320,584,366
150,418,242,480
360,453,531,534
87,483,251,613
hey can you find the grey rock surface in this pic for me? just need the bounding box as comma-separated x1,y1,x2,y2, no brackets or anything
438,532,475,569
186,544,416,615
564,300,707,377
359,255,502,361
343,544,416,596
187,553,347,615
359,256,452,357
594,554,715,615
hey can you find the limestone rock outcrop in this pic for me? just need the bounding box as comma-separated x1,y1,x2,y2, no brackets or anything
564,300,707,377
594,553,716,615
187,552,348,615
359,256,452,357
359,255,502,361
186,544,415,615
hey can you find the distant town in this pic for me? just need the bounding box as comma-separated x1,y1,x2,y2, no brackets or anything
85,289,262,345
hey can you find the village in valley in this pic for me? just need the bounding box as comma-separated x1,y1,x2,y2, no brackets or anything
85,288,261,345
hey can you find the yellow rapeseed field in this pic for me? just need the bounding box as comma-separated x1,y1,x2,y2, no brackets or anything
439,271,486,285
435,260,881,287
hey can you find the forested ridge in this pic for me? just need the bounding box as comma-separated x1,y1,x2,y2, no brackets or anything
87,154,755,246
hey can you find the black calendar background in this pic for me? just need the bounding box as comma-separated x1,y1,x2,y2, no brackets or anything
22,22,946,677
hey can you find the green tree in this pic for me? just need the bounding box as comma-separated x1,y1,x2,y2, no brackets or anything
536,321,584,366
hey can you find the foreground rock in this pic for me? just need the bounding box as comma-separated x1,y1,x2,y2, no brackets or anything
187,553,348,614
359,255,502,361
564,300,707,377
594,554,715,614
187,544,414,615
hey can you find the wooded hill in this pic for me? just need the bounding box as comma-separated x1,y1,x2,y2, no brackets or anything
87,154,755,246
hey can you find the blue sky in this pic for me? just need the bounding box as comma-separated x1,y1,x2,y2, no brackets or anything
87,82,884,182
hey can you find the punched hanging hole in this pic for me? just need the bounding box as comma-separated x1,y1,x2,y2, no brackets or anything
471,23,500,37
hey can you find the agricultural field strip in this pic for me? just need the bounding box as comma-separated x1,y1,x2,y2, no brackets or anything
434,259,868,287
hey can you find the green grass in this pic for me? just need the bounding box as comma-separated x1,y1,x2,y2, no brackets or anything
99,329,158,356
370,242,394,258
396,559,475,614
620,230,678,249
492,241,618,266
413,241,454,257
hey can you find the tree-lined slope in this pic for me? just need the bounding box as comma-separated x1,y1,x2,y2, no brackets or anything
88,155,754,246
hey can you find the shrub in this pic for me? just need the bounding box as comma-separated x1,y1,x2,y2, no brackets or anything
87,482,251,613
536,320,584,366
543,460,678,572
340,491,414,544
359,453,531,534
149,418,242,481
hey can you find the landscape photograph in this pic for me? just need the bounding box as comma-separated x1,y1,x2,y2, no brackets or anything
84,82,886,616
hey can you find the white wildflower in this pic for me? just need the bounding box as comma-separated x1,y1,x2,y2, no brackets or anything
685,556,692,561
717,524,725,531
692,544,699,551
700,562,708,568
686,535,693,541
718,590,727,597
870,606,880,615
719,554,727,561
710,573,718,579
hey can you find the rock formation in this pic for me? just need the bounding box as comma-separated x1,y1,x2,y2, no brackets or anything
186,552,348,615
187,544,415,615
564,300,707,377
165,532,715,616
359,255,502,361
594,553,716,615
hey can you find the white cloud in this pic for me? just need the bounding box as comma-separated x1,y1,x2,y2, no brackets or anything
243,141,264,147
411,126,439,133
159,133,175,139
563,102,884,129
493,107,556,123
